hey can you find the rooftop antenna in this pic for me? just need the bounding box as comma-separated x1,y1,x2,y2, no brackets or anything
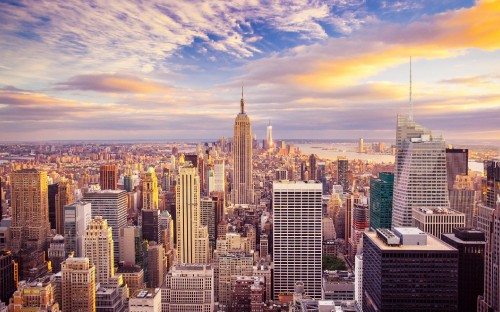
409,56,413,121
240,81,245,114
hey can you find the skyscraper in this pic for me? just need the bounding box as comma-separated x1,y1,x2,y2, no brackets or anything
363,228,458,311
273,181,322,299
442,228,485,312
9,169,51,252
232,89,253,205
61,257,96,312
64,201,92,258
176,165,209,264
485,159,500,208
370,172,394,229
446,148,468,191
337,156,349,193
83,216,115,283
83,190,127,263
309,154,317,180
99,164,117,190
392,115,449,227
359,138,364,153
266,120,273,150
147,242,166,288
0,251,17,304
55,179,73,235
142,167,159,210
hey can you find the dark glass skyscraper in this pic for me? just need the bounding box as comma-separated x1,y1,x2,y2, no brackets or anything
441,228,485,312
369,172,394,229
363,228,458,312
485,159,500,208
337,156,349,193
446,148,468,191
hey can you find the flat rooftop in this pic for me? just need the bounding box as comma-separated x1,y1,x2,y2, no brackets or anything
413,207,463,215
365,230,456,251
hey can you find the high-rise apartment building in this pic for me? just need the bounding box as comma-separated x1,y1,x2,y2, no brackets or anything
370,172,394,229
61,257,96,312
83,216,115,283
412,207,465,238
442,228,485,312
64,201,92,258
83,190,127,263
232,91,253,205
446,148,468,191
273,181,322,299
99,165,117,190
337,157,349,193
392,115,449,227
363,228,458,311
162,264,214,312
176,166,209,264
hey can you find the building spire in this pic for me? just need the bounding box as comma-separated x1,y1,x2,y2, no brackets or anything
409,56,413,121
240,81,245,114
268,119,271,126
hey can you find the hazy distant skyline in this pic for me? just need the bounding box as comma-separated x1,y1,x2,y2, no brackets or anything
1,0,499,141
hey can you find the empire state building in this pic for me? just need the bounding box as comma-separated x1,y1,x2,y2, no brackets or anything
232,88,253,204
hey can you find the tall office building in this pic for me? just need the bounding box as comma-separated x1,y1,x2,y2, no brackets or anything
337,157,349,193
412,207,465,238
359,138,364,153
273,181,322,299
266,120,273,150
83,216,115,283
0,251,17,304
119,226,145,266
142,167,159,210
147,242,166,288
449,175,476,227
232,90,253,205
363,228,458,311
201,197,216,244
162,264,214,312
61,257,96,312
442,228,485,312
48,235,65,273
213,160,225,193
55,179,73,235
446,148,468,191
485,159,500,208
392,115,449,227
99,165,117,190
64,201,92,258
176,166,209,264
309,154,317,180
9,169,50,252
349,198,369,262
370,172,394,229
48,183,58,230
83,190,127,263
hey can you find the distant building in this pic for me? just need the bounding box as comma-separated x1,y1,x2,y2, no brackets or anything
118,226,145,266
484,159,500,209
161,264,214,312
48,235,65,273
337,157,349,193
441,228,485,312
449,175,476,227
99,165,117,190
369,172,394,229
64,201,92,257
83,216,115,283
84,190,127,263
446,148,468,191
61,257,96,312
359,138,364,153
363,228,458,311
147,242,166,288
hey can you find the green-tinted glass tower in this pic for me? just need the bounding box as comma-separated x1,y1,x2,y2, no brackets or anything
370,172,394,229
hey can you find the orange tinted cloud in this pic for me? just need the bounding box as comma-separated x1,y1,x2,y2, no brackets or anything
290,0,500,89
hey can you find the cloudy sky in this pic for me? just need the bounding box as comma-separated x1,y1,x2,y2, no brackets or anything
0,0,499,142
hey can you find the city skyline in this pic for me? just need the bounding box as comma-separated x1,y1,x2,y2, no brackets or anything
0,0,499,142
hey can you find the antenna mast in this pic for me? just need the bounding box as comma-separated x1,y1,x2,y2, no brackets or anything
409,56,413,121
